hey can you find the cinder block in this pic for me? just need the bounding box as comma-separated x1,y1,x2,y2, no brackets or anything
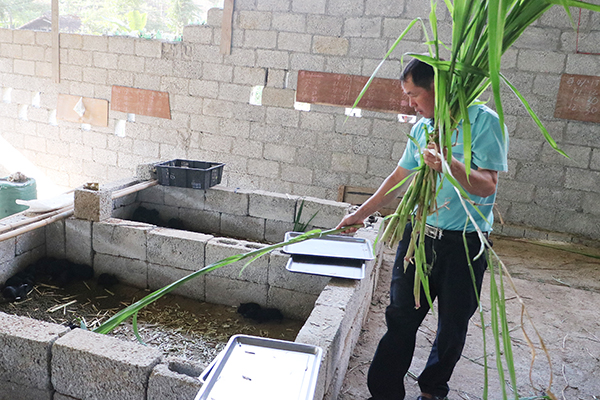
46,220,66,258
93,253,148,288
205,237,269,283
92,218,151,260
313,36,349,56
268,250,330,294
179,208,221,235
205,275,268,306
148,263,205,301
261,87,296,108
15,228,45,255
147,227,212,271
0,381,53,400
207,7,223,26
0,312,69,390
300,197,349,230
244,29,278,49
264,219,294,243
52,392,78,400
249,190,298,222
65,218,93,265
137,185,164,206
204,186,249,215
51,329,162,400
147,361,204,400
292,0,327,14
221,213,265,240
267,286,318,320
74,188,112,222
256,49,290,69
160,186,204,211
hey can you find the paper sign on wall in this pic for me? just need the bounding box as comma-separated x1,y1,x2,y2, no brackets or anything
56,94,109,127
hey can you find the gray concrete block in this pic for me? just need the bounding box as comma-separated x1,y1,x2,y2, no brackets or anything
147,361,204,400
147,227,212,271
220,213,266,242
179,208,222,235
0,312,69,390
272,12,306,33
136,162,159,181
267,286,318,320
313,36,349,56
204,186,249,215
205,237,269,283
52,329,162,400
292,0,327,14
65,218,93,265
517,50,566,73
264,219,294,243
300,197,349,230
565,168,600,194
93,253,148,289
249,190,298,222
52,392,78,400
46,220,66,258
163,186,205,211
268,250,330,294
261,87,296,108
148,263,205,301
205,275,268,307
93,218,151,260
0,381,53,400
15,228,45,255
74,188,112,222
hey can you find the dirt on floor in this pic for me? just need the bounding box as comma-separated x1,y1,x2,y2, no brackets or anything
339,236,600,400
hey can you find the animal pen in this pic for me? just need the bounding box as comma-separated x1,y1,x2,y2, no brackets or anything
0,164,382,400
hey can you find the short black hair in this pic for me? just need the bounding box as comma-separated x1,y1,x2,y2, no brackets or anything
400,57,434,90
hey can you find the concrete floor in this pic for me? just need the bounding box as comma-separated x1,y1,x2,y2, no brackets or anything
339,236,600,400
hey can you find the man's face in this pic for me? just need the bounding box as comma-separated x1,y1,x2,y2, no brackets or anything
401,76,435,119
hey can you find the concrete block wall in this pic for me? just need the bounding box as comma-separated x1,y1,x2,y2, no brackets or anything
1,2,599,241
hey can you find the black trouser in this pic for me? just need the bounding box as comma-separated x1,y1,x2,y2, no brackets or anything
367,223,487,399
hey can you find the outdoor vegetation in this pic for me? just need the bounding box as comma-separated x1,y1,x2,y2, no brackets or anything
0,0,223,40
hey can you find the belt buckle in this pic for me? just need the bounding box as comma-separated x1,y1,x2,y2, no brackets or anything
424,224,442,240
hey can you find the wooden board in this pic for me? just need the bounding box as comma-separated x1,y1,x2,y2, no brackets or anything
220,0,234,55
111,86,171,119
554,73,600,123
56,94,109,127
338,185,401,216
297,70,416,115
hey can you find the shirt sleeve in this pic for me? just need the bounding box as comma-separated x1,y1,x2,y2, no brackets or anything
398,124,421,170
470,110,509,172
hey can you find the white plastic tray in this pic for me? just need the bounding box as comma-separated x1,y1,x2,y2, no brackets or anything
282,232,375,261
195,335,322,400
285,255,365,280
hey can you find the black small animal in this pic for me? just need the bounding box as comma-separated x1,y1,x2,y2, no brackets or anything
97,273,119,288
237,302,284,323
132,206,161,225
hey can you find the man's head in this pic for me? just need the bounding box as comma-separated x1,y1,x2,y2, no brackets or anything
400,58,435,119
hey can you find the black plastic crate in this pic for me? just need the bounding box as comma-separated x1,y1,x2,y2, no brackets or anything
156,159,224,190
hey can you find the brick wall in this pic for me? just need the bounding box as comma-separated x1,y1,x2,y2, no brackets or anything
0,0,599,241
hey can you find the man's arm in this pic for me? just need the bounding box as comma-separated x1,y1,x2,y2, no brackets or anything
423,143,498,197
336,166,411,233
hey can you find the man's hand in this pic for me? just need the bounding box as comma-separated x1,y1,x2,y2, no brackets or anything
423,143,445,173
336,213,365,234
423,142,498,197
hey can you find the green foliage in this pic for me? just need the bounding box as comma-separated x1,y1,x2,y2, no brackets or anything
0,0,48,29
126,9,147,32
293,199,319,232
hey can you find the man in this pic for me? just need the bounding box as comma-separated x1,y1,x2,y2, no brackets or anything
336,58,509,400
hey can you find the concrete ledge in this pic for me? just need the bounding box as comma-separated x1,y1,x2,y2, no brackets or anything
148,263,206,300
52,328,162,400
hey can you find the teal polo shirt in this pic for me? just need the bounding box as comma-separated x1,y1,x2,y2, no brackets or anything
398,104,509,232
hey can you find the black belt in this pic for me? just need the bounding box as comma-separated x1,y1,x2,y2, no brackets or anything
424,224,489,240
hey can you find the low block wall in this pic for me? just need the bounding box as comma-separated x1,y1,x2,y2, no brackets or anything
0,179,380,400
